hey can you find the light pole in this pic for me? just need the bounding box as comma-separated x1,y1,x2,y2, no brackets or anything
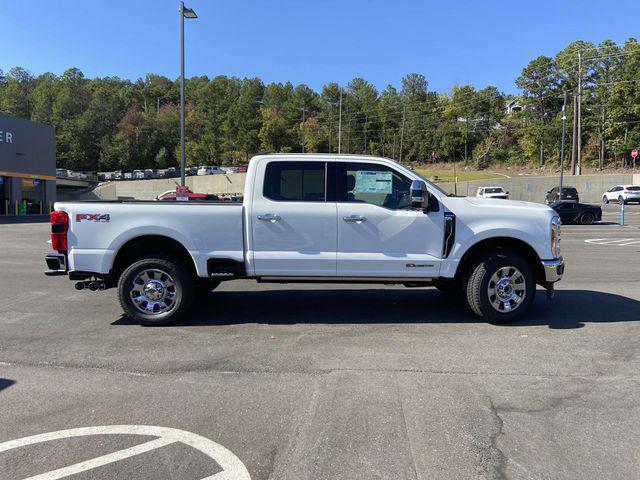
559,91,568,193
179,1,197,187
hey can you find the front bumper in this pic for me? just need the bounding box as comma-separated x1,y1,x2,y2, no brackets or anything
541,257,564,283
44,252,68,276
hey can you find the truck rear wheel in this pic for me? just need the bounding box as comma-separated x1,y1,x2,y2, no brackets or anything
118,256,194,326
465,252,535,324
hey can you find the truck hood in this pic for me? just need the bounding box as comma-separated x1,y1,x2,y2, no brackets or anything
460,196,552,212
444,196,555,219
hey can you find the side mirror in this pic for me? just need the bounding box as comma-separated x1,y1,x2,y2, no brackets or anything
506,191,509,194
410,180,430,211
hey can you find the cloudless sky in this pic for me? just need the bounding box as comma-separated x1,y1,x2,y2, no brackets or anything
1,0,637,94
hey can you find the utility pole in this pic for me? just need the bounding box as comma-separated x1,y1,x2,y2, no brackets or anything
392,131,396,159
337,89,343,154
599,106,605,170
464,117,468,164
576,50,583,175
300,106,307,153
399,106,406,162
328,106,332,154
560,91,568,192
363,113,368,153
570,94,577,175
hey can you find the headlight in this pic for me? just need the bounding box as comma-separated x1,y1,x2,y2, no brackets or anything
551,215,561,258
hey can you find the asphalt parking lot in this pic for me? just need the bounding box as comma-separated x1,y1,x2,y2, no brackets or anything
1,203,639,480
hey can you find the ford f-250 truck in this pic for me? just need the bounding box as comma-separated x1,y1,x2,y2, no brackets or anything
45,154,564,325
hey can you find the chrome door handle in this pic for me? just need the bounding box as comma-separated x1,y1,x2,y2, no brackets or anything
257,213,281,222
343,215,367,223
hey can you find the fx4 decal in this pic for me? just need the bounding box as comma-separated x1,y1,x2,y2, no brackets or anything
76,213,110,223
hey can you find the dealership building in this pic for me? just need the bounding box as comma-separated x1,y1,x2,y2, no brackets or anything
0,113,56,215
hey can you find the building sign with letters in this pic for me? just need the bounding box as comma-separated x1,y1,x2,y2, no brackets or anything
0,130,14,144
0,113,55,178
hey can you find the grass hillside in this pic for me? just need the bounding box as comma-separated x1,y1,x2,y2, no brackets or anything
415,169,508,183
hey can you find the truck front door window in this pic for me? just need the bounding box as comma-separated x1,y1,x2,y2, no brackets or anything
338,162,412,210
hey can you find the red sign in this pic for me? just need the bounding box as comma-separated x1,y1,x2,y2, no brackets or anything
176,185,189,201
632,149,638,159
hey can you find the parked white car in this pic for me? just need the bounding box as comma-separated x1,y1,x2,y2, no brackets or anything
132,170,145,180
477,186,509,199
197,165,225,175
45,154,564,326
602,185,640,204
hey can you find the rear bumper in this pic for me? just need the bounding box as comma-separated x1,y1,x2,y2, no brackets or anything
541,257,564,283
44,252,68,276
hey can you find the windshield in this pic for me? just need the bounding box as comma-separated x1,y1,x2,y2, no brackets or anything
484,188,504,193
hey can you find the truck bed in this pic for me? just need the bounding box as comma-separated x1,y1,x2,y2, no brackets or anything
54,201,245,277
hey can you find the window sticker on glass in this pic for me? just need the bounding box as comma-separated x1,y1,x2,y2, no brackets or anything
355,171,392,194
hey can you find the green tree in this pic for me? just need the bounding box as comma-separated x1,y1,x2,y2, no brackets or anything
0,67,34,118
516,55,561,165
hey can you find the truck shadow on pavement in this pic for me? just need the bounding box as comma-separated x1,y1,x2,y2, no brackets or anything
0,379,16,393
114,288,640,330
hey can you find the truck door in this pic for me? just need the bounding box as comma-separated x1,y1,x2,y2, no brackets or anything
335,161,444,278
250,160,337,276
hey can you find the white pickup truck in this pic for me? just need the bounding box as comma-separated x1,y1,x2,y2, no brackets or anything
45,154,564,325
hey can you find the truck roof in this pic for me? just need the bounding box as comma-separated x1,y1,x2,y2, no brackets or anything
250,153,402,164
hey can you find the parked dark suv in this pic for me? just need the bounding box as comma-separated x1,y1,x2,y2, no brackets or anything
545,186,579,204
550,201,602,224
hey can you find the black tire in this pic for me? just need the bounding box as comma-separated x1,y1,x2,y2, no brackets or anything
618,196,626,205
580,212,595,225
465,252,535,324
602,196,609,204
118,255,194,326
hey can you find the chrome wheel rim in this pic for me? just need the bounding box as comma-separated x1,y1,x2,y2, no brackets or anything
130,268,177,315
487,266,526,313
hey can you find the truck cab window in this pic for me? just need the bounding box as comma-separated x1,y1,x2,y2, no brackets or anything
263,161,326,202
337,162,412,210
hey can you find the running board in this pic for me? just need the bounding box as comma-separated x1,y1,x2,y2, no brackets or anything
257,276,434,285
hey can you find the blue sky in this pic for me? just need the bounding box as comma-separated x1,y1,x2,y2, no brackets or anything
1,0,637,94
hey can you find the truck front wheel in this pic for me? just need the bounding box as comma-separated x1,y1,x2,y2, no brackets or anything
465,252,535,324
118,256,194,326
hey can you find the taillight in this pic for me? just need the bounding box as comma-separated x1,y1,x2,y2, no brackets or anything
50,211,69,252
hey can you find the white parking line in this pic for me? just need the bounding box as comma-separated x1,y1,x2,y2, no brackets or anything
22,437,175,480
0,425,251,480
618,240,640,246
585,238,639,246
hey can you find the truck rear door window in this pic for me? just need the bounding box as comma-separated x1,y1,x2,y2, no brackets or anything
263,161,326,202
